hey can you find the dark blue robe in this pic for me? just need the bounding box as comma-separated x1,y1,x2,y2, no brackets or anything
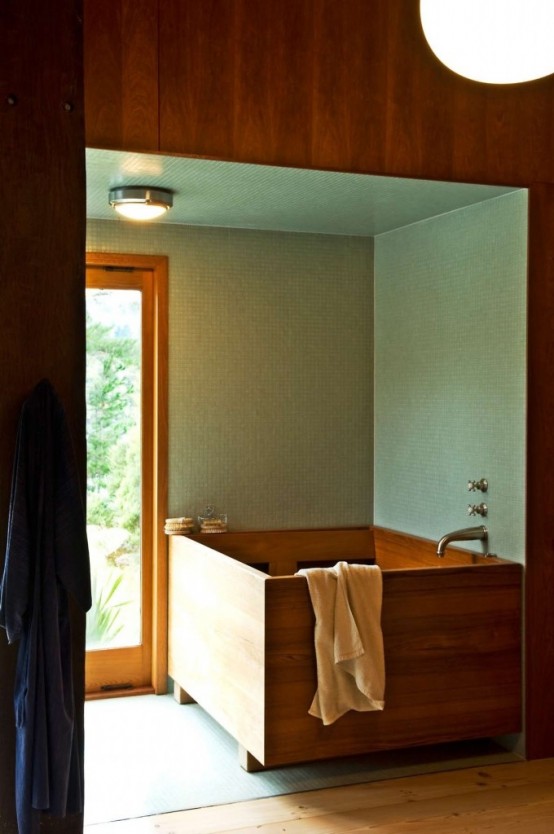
0,379,91,834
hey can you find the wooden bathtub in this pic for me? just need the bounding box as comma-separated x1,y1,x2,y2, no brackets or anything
168,527,522,770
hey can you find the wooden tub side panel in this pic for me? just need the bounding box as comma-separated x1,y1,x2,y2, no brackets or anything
189,527,375,575
168,536,268,763
379,566,522,735
263,564,522,767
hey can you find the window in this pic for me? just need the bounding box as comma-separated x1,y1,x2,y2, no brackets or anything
85,254,168,696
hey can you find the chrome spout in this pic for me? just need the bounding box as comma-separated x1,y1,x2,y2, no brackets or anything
436,524,488,557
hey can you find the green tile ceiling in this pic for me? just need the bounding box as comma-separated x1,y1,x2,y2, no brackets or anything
86,148,521,237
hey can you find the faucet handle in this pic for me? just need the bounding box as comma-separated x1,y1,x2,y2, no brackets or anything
468,502,488,517
468,478,488,492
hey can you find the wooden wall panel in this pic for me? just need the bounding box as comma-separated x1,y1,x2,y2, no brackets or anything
84,0,158,151
158,0,237,160
381,2,460,181
0,1,86,831
159,0,316,165
110,0,554,186
526,184,554,760
232,0,315,165
310,0,389,174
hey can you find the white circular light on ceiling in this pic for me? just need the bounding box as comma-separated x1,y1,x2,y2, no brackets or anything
420,0,554,84
109,186,174,221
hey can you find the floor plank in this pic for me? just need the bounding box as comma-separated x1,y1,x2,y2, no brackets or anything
84,759,554,834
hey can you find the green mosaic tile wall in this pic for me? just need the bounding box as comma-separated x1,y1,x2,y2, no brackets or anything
86,221,374,530
374,191,527,561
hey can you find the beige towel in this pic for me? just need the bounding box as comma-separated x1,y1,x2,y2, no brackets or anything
297,561,385,725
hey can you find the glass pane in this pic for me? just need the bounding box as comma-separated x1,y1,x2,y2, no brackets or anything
85,288,142,650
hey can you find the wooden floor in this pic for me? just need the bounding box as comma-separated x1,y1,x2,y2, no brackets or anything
84,758,554,833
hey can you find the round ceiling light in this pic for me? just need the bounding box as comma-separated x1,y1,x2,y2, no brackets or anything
420,0,554,84
109,186,174,221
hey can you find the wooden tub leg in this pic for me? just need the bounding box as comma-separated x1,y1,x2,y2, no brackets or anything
173,682,196,705
238,745,264,772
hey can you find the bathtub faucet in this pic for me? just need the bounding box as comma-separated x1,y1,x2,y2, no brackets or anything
436,525,488,557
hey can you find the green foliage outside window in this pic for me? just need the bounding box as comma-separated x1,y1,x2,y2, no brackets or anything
86,291,142,649
86,571,129,647
86,313,140,548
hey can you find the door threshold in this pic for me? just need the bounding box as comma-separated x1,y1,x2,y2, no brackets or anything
86,685,155,701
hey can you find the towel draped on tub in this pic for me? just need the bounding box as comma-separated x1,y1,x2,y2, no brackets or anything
297,561,385,726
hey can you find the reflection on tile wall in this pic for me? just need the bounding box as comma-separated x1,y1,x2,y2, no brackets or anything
87,220,374,530
374,191,527,562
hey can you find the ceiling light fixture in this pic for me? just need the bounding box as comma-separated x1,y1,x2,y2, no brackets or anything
420,0,554,84
109,186,174,221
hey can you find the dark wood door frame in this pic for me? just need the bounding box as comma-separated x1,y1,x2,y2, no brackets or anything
525,183,554,759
